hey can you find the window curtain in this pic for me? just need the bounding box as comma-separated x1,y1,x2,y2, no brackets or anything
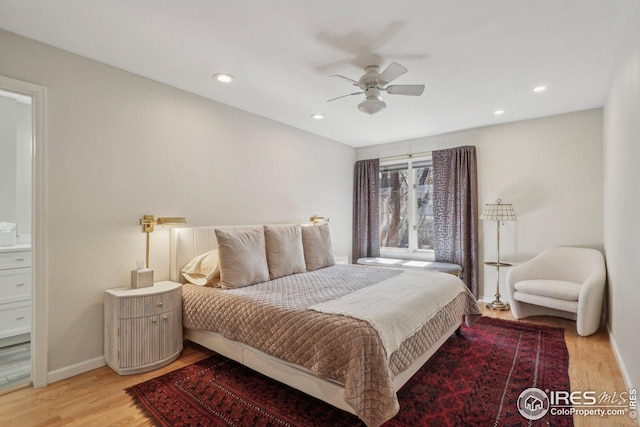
432,146,479,297
352,159,380,263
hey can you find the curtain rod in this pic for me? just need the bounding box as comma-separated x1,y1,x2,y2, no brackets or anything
379,150,432,161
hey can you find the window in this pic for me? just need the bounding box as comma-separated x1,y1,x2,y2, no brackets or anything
379,158,434,257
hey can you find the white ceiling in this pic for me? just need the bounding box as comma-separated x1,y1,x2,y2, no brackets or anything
0,0,634,147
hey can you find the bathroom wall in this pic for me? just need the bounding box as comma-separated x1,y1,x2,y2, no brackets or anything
0,93,32,237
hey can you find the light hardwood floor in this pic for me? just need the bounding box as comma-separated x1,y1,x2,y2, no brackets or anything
0,309,635,427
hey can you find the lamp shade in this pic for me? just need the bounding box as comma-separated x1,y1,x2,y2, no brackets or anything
480,199,516,221
358,97,386,115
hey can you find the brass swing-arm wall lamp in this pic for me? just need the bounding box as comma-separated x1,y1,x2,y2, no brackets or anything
140,215,186,269
309,215,329,225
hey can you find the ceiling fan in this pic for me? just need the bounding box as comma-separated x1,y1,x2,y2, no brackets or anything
327,62,425,115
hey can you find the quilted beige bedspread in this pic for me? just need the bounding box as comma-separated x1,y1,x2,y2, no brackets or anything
182,264,481,427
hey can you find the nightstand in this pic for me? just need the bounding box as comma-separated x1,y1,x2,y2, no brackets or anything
104,281,183,375
335,255,349,265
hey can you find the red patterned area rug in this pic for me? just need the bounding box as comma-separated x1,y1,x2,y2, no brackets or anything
127,317,573,426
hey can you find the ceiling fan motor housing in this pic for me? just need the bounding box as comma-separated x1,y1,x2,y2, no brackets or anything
359,65,383,87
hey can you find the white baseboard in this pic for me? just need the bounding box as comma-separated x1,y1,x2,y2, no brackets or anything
607,324,636,393
478,296,493,304
47,356,106,384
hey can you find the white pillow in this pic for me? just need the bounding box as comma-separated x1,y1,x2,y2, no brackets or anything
216,227,270,289
181,249,220,286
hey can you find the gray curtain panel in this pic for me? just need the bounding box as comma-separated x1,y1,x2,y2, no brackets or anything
352,159,380,263
433,146,479,297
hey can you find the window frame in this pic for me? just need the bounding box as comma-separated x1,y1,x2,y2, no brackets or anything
379,156,435,261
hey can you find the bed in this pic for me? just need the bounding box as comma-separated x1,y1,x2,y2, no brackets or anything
170,225,481,427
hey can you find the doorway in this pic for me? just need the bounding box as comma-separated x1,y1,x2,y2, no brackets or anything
0,76,47,392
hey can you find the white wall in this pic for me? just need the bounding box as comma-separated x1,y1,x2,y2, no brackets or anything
0,29,355,377
0,96,29,235
357,109,603,301
603,0,640,393
16,101,32,236
0,95,18,223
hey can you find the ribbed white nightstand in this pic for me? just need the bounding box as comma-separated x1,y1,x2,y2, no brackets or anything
104,281,183,375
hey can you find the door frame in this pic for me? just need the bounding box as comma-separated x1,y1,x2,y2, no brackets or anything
0,75,48,387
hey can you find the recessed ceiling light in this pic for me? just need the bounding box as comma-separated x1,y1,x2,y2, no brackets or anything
310,114,325,120
494,109,505,115
533,85,547,92
213,73,235,83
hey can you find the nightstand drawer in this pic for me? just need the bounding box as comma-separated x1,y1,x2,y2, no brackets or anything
0,300,31,339
0,269,31,305
117,287,181,318
0,251,31,270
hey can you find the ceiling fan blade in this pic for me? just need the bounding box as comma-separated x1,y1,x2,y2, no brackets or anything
386,84,425,96
329,74,361,86
327,91,363,102
379,62,407,84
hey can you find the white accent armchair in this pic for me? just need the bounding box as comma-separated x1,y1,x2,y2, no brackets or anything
506,247,606,336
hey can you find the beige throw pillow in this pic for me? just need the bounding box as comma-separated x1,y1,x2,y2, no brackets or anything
264,225,306,279
180,249,220,286
301,223,336,271
215,227,270,289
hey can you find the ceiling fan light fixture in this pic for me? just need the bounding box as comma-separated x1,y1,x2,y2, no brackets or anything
358,97,386,115
327,62,421,114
